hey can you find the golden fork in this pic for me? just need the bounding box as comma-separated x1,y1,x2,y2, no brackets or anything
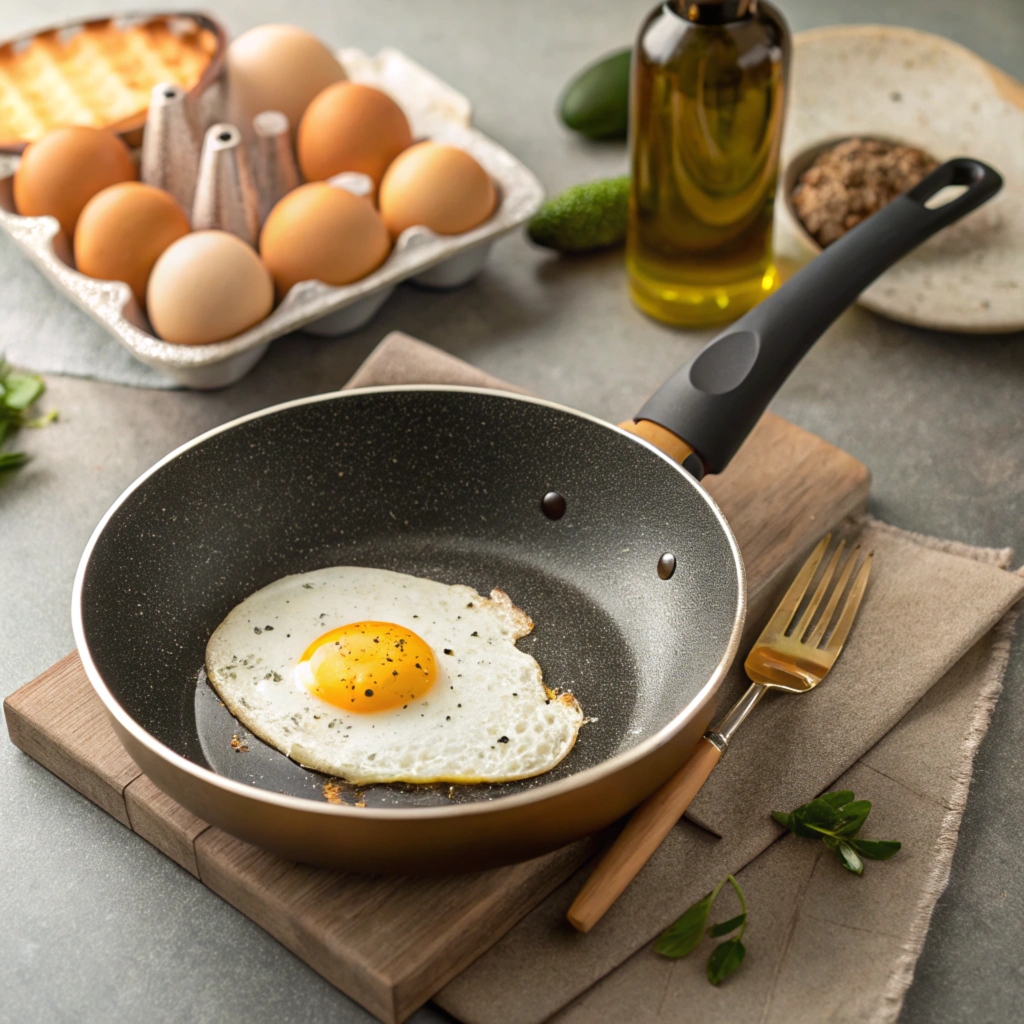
567,533,873,933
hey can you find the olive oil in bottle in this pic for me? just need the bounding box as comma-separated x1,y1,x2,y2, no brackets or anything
627,0,790,327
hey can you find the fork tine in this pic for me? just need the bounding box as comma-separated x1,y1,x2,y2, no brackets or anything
806,543,861,648
793,540,845,640
762,535,831,637
821,552,873,656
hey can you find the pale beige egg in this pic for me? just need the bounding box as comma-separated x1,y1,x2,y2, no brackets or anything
378,142,497,238
297,82,412,187
14,126,136,239
227,24,346,136
259,182,391,299
75,182,190,308
147,230,274,345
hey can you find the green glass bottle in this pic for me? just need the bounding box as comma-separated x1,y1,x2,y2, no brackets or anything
627,0,790,327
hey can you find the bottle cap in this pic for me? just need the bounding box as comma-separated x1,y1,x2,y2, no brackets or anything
678,1,754,23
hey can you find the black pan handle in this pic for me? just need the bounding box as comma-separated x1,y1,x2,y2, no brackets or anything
632,157,1003,477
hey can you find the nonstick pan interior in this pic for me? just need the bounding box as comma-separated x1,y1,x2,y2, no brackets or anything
78,388,741,811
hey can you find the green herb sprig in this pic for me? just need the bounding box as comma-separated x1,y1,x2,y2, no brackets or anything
772,790,901,875
654,874,748,985
0,357,55,471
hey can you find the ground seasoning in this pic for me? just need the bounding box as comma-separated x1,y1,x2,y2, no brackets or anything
792,138,938,247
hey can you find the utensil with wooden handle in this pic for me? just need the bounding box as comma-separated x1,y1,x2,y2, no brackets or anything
567,533,873,933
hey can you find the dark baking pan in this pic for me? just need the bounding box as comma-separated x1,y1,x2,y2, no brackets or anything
73,158,1000,873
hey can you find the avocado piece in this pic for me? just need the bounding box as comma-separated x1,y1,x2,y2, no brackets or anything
527,176,629,253
559,48,631,141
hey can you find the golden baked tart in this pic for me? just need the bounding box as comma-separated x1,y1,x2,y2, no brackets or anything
0,13,225,151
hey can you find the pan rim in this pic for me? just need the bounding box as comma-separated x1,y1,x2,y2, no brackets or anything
72,384,746,822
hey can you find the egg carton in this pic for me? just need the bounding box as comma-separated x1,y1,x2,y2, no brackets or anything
0,47,544,389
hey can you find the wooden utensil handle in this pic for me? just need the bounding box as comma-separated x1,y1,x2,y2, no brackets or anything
618,419,705,478
567,737,723,933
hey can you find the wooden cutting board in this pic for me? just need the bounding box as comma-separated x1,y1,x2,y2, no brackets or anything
3,335,869,1024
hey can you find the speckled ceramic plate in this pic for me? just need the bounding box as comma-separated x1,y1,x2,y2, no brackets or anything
777,25,1024,334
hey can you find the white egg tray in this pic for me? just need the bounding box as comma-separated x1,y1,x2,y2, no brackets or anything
0,48,544,389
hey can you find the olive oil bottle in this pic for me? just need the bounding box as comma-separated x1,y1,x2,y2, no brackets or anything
627,0,790,327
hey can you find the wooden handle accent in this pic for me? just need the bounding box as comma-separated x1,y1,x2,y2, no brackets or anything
618,418,697,466
567,737,723,933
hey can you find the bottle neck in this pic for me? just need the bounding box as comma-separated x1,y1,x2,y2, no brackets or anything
671,0,755,24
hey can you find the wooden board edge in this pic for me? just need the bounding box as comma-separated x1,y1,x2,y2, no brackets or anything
3,691,133,827
193,828,401,1024
390,843,596,1022
124,775,208,877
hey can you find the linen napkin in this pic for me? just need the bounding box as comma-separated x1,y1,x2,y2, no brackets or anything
346,333,1024,1024
0,232,175,389
552,614,1017,1024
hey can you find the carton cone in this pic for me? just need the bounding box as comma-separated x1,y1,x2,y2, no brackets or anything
191,123,260,246
140,83,200,212
252,110,301,224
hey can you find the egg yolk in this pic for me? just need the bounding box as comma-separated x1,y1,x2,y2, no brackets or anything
299,621,437,713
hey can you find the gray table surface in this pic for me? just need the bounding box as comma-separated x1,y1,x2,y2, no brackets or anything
2,2,1022,1022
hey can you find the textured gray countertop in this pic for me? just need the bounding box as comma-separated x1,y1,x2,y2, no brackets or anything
1,2,1022,1022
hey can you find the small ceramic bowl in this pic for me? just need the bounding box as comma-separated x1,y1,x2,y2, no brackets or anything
781,135,922,260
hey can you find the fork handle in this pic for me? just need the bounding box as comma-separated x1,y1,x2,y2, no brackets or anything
567,737,723,933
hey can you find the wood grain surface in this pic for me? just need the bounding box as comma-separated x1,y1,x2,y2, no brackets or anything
2,379,868,1024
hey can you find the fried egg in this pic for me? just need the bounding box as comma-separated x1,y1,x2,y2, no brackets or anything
205,567,583,785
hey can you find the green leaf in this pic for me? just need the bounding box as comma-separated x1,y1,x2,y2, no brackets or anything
654,893,713,958
24,409,58,428
837,841,864,875
0,419,8,444
771,810,793,830
848,839,902,861
2,372,43,411
0,450,28,471
790,797,840,838
820,791,855,810
709,913,746,937
834,800,872,837
707,938,746,985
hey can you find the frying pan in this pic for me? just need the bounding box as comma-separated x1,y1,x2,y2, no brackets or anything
73,158,1000,874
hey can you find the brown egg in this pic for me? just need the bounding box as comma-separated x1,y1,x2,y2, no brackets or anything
378,142,497,238
14,126,136,239
147,231,274,345
75,183,190,307
297,83,413,186
260,182,391,299
227,24,346,137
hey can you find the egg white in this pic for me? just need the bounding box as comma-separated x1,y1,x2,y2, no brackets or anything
205,566,584,785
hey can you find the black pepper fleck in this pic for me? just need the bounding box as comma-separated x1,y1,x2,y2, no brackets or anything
498,736,509,743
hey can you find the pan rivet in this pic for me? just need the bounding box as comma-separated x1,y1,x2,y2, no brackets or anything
541,491,567,520
658,553,676,580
